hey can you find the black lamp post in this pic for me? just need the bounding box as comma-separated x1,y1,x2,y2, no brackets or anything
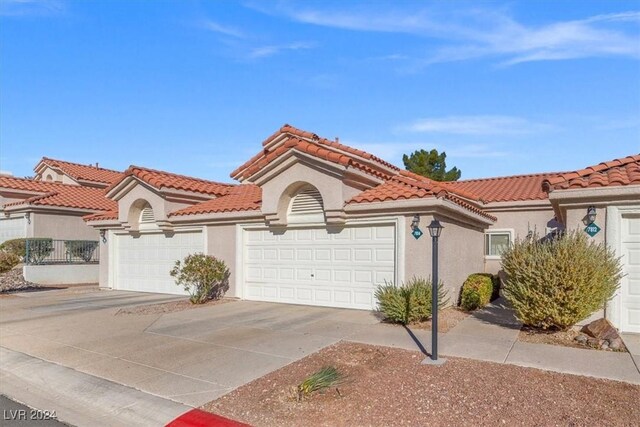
423,218,446,365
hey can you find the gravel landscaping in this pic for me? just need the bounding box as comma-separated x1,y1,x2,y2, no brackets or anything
203,342,640,426
115,297,234,315
518,326,627,352
409,307,469,333
0,267,42,293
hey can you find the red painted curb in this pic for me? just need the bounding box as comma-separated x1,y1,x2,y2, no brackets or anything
166,409,251,427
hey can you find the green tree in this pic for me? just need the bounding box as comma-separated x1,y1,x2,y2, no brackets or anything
402,149,461,181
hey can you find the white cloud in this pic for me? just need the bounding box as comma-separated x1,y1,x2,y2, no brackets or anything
248,41,314,59
257,4,640,65
402,115,554,135
201,20,246,39
0,0,64,16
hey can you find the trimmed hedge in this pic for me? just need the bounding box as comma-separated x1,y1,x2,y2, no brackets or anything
460,273,494,311
375,277,450,325
0,238,26,259
501,230,622,330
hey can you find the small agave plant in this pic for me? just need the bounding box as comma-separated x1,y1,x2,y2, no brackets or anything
297,366,343,401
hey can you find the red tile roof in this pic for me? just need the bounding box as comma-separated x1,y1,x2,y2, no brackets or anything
231,124,398,182
170,185,261,217
2,179,116,212
110,166,234,197
447,172,563,203
543,154,640,191
348,171,496,221
37,157,123,184
84,210,119,222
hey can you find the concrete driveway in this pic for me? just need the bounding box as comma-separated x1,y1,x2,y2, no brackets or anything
0,286,379,424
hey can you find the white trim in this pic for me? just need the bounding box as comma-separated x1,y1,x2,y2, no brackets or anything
606,205,640,331
484,228,514,260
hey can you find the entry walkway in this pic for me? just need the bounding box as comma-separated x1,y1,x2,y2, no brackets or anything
351,299,640,384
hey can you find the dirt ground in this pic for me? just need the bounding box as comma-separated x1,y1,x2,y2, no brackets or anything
115,297,234,315
518,327,627,352
409,307,469,333
203,342,640,427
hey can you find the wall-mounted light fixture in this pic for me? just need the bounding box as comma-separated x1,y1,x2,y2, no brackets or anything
24,212,31,224
586,206,597,225
99,229,107,244
410,214,420,231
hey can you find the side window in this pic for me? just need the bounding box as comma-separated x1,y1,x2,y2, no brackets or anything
485,231,512,258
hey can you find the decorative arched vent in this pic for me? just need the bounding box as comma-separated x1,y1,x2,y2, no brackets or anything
288,187,324,223
139,204,156,229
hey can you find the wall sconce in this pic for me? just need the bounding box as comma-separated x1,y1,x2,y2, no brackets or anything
24,212,31,224
586,206,597,225
99,229,107,244
410,214,420,231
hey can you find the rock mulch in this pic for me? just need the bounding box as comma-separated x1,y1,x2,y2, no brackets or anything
519,318,627,352
0,267,42,293
203,342,640,427
115,297,234,315
408,307,470,333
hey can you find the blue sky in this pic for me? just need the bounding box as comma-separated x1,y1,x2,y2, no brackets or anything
1,0,639,182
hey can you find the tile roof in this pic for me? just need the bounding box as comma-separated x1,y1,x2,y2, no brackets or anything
543,154,640,191
37,157,123,184
447,172,563,203
84,210,119,222
348,171,496,221
3,181,116,212
231,124,399,182
170,185,261,217
0,176,68,193
110,166,235,196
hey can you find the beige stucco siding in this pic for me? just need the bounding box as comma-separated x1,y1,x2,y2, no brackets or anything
404,214,484,304
484,206,557,273
98,237,109,288
32,213,99,240
206,224,238,297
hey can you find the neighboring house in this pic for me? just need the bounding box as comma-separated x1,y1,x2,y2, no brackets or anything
33,157,123,188
83,124,639,333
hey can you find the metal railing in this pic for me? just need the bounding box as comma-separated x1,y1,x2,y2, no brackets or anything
25,239,100,265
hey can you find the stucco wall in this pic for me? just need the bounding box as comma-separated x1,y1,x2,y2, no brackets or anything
117,183,191,228
564,205,607,245
32,213,99,240
404,214,484,304
206,224,238,296
24,264,99,285
484,206,557,274
98,237,109,288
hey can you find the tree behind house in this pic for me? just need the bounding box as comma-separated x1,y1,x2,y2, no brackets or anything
402,149,461,181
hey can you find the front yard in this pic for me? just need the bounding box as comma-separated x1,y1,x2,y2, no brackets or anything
204,342,640,426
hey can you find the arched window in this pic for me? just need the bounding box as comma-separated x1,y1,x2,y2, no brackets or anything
287,186,324,223
45,174,53,182
138,203,156,229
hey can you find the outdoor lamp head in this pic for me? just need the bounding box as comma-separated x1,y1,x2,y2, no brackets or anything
587,206,597,224
427,219,443,238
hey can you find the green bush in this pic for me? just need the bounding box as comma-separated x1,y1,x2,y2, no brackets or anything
460,274,494,311
64,240,98,262
0,252,21,273
26,238,54,264
297,366,343,401
170,253,230,304
375,277,450,325
501,230,622,330
0,238,27,259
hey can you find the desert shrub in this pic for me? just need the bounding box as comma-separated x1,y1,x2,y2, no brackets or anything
460,273,494,311
64,240,98,262
0,252,20,273
170,253,229,304
26,238,54,264
501,230,622,330
0,238,27,259
375,277,450,325
297,366,343,401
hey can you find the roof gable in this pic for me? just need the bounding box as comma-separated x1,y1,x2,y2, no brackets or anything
35,157,123,185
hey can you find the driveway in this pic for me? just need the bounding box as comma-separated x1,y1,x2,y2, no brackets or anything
0,287,379,412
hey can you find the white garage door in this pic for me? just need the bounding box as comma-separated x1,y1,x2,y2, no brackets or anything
0,217,26,244
621,214,640,333
114,231,203,295
244,225,396,310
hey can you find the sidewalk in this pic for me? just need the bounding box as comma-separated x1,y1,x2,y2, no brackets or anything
349,299,640,384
